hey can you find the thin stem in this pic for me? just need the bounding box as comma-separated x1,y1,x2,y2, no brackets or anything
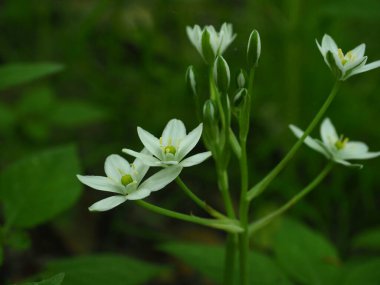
224,234,237,285
247,81,341,201
238,140,249,285
135,200,243,234
217,169,236,219
248,162,334,235
176,177,227,219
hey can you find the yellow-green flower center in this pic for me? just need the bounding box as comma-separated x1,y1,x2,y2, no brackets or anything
164,145,176,155
335,136,349,150
338,49,355,65
121,174,134,186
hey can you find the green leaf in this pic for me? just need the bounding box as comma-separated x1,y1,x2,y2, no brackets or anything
0,145,82,228
343,259,380,285
160,242,292,285
0,63,64,91
45,255,165,285
13,273,65,285
352,228,380,251
50,101,108,127
273,219,341,285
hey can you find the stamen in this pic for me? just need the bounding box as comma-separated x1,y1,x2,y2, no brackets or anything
164,145,176,155
335,135,349,150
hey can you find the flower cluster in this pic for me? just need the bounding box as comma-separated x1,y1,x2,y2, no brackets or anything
78,119,211,211
290,118,380,168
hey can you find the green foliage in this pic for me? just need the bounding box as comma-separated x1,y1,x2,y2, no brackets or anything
343,259,380,285
0,145,82,228
273,219,341,285
13,273,65,285
352,227,380,251
45,255,165,285
160,242,291,285
0,63,63,91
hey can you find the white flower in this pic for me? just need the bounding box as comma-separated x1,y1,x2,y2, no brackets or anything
123,119,212,167
289,118,380,168
77,152,182,211
316,34,380,80
186,23,236,61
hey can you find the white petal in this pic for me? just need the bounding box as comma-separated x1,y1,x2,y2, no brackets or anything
162,119,186,145
180,152,212,167
339,141,380,160
333,158,363,169
138,166,182,192
137,127,162,159
289,125,329,157
322,34,338,52
350,43,366,58
320,118,339,147
177,123,203,161
77,175,123,193
316,39,326,56
89,195,127,211
131,148,150,182
123,149,162,167
350,60,380,76
104,154,130,181
126,188,151,200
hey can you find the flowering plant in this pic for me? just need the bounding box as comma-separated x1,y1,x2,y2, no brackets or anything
77,23,380,285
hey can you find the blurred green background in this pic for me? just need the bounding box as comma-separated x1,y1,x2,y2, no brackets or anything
1,0,380,284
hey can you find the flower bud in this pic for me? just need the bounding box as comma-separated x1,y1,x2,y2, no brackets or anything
202,100,219,151
213,56,230,93
233,88,248,109
185,65,197,96
236,69,247,89
247,30,261,68
201,29,216,64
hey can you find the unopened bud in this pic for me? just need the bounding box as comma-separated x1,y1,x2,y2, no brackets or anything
213,56,230,93
185,65,197,96
201,29,216,64
236,69,247,89
233,88,248,109
247,30,261,68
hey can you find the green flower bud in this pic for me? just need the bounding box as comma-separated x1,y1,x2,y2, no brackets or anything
202,99,219,151
213,56,230,93
185,65,197,96
201,29,216,64
236,69,248,89
233,88,248,109
247,30,261,68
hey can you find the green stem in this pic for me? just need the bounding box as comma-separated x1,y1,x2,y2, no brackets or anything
229,128,241,159
217,169,236,219
238,140,250,285
248,162,334,235
176,177,227,219
135,201,242,234
224,234,237,285
247,81,341,201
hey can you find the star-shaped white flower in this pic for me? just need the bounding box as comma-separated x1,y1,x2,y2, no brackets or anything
123,119,212,167
316,34,380,80
289,118,380,168
77,152,182,211
186,23,236,61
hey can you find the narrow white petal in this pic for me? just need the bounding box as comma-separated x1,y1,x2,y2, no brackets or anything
104,154,130,181
131,148,150,182
123,148,162,167
77,175,123,193
289,125,329,157
350,60,380,76
338,141,368,160
137,127,162,159
350,43,366,58
162,119,186,145
138,166,182,192
316,39,326,56
126,188,151,200
89,195,127,211
333,158,363,169
180,152,212,167
320,118,339,146
322,34,338,52
177,123,203,160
